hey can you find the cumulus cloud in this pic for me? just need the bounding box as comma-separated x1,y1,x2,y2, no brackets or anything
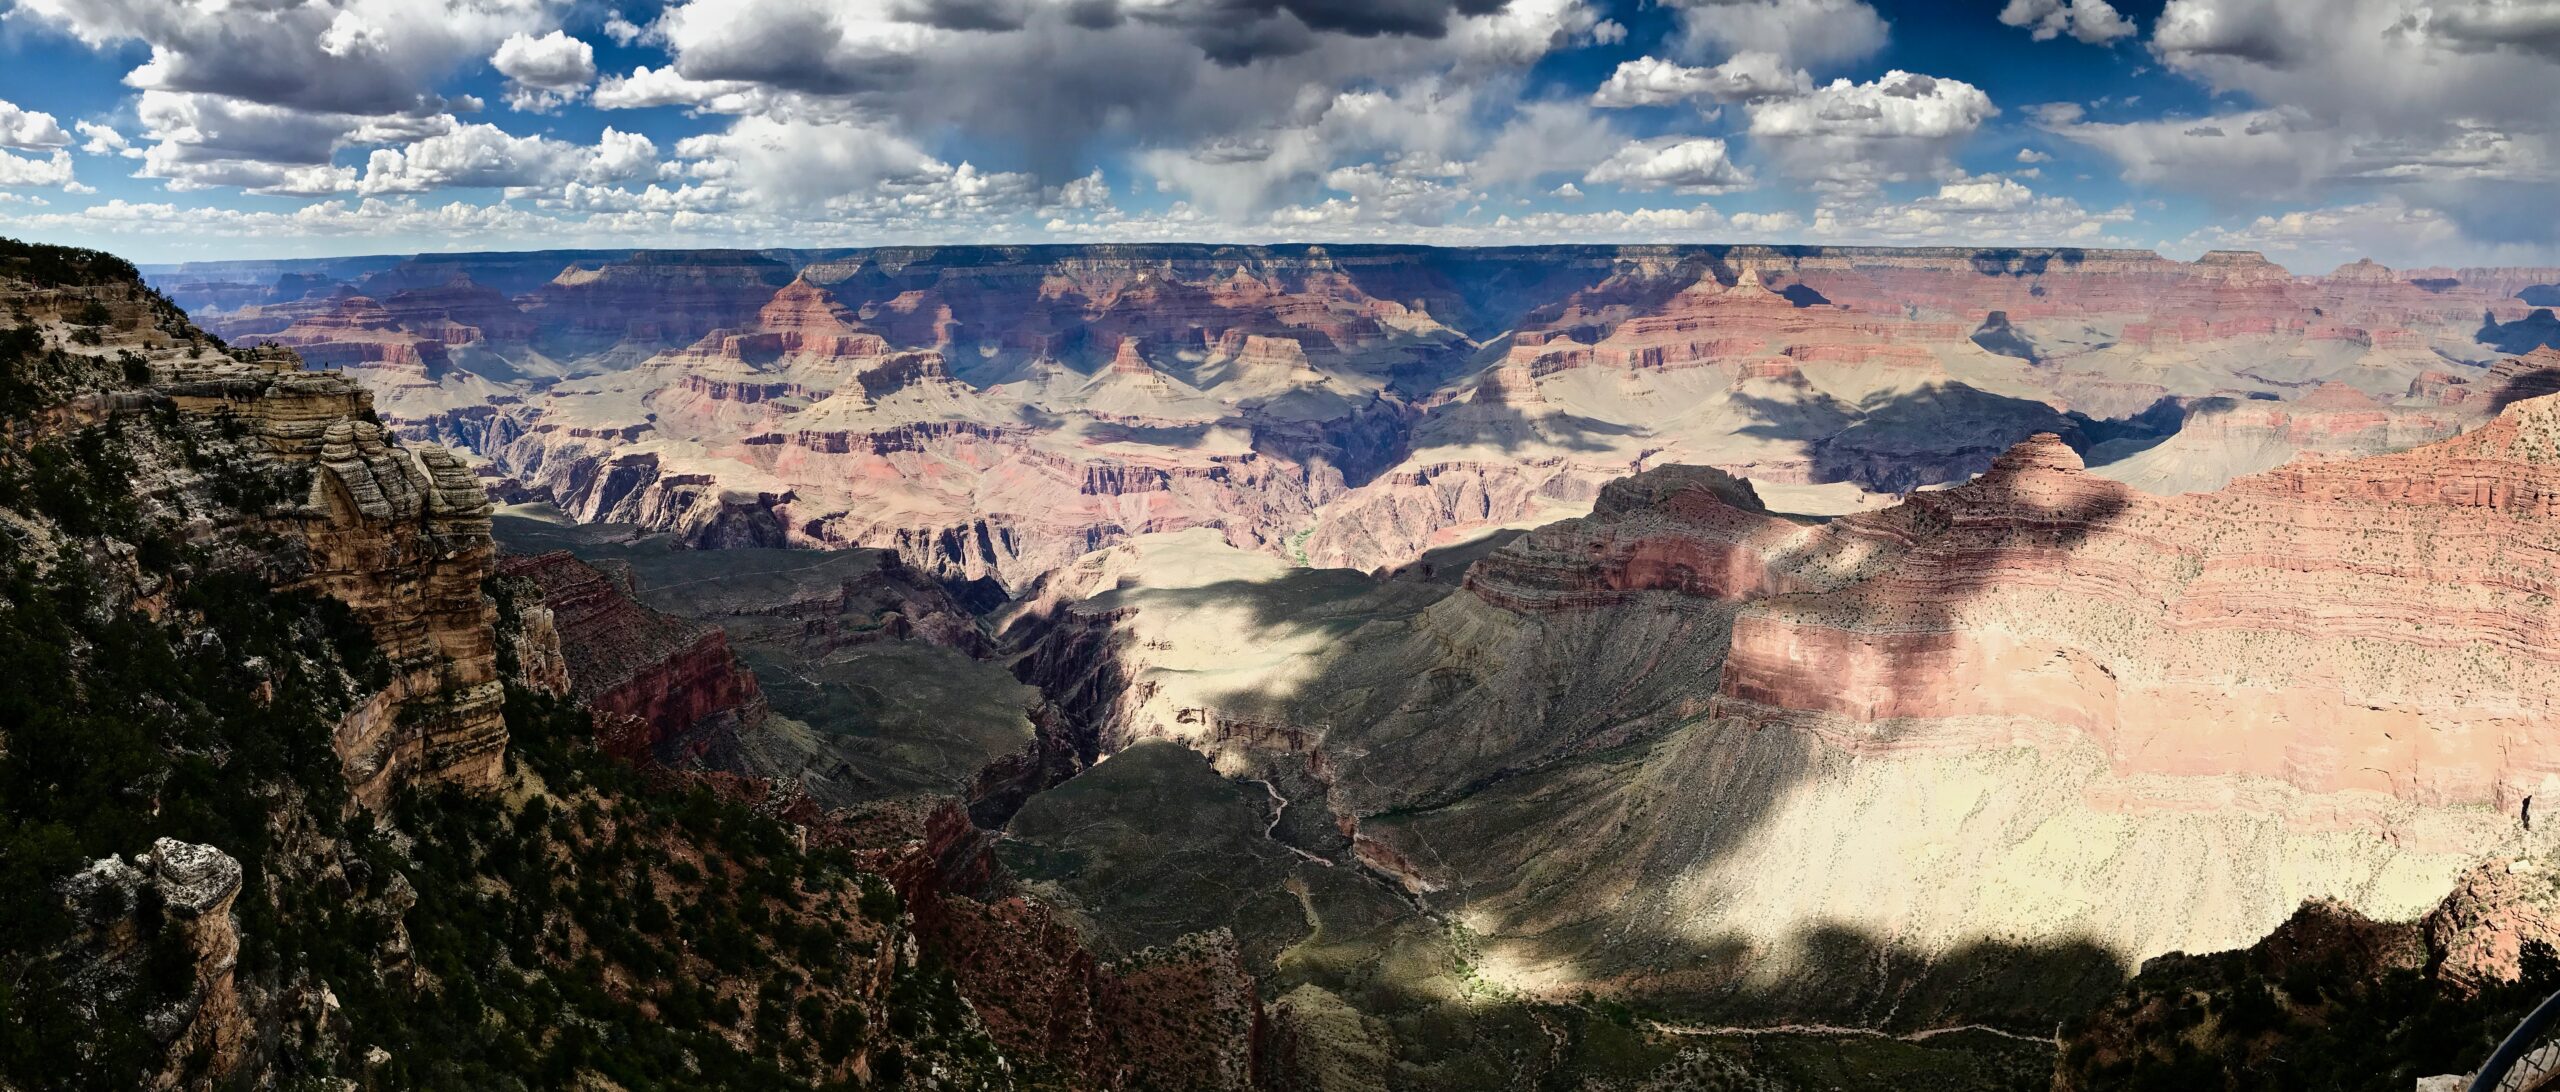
0,150,76,188
75,121,135,158
10,0,554,201
1136,81,1494,219
2120,0,2560,250
1919,176,2035,212
641,0,1597,182
2164,195,2548,268
0,101,72,151
673,114,1040,220
2400,1,2560,63
1747,70,1998,185
1807,185,2132,245
2048,107,2348,195
1590,53,1810,108
592,65,768,112
13,0,541,116
603,10,652,46
492,30,598,112
1468,98,1625,188
359,124,660,196
1662,0,1889,69
125,91,452,194
1998,0,2136,44
1584,137,1753,193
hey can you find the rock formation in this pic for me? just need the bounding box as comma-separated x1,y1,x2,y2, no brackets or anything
995,391,2560,1048
495,550,765,763
11,253,506,810
151,244,2560,590
55,840,251,1089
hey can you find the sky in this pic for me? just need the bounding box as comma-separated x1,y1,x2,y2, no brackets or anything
0,0,2553,270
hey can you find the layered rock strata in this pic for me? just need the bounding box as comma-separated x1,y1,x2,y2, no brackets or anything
156,244,2560,588
18,272,506,809
495,549,766,762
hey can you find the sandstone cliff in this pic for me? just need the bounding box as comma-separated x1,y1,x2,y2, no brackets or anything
160,244,2560,592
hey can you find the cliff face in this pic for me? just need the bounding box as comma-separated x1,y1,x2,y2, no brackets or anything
157,244,2560,591
7,237,1259,1091
2058,854,2560,1090
1717,391,2560,814
10,255,505,811
494,549,764,763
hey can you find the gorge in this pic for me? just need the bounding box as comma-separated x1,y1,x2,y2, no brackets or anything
8,237,2560,1090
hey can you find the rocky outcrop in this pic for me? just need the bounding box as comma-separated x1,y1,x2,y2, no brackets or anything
292,419,506,808
821,798,1264,1090
2058,854,2560,1090
495,550,765,762
54,840,251,1090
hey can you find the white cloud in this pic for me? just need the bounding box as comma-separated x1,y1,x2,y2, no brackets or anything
14,0,543,116
2048,107,2356,195
0,101,71,151
12,0,555,199
1806,186,2133,245
1589,19,1628,45
359,124,659,196
1590,53,1810,108
75,121,135,158
1662,0,1890,69
1748,70,1998,185
592,65,768,112
1051,169,1112,211
0,150,75,188
2017,147,2052,163
1138,81,1487,220
602,9,651,47
491,30,598,113
1729,209,1804,235
1920,176,2035,212
1998,0,2137,45
673,114,1037,220
2168,196,2559,268
1584,137,1754,193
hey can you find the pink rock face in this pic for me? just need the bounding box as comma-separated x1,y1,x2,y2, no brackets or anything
1712,391,2560,811
151,245,2560,588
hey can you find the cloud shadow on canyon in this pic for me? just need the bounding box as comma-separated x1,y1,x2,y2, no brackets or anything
1000,466,2145,1057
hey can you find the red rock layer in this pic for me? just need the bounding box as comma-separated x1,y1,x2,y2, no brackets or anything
495,550,765,761
814,799,1264,1091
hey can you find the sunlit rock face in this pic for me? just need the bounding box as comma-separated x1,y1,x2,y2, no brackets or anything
154,245,2560,591
997,387,2560,1027
11,264,507,811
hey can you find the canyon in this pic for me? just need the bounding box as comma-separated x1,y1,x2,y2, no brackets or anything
57,239,2560,1089
153,245,2560,588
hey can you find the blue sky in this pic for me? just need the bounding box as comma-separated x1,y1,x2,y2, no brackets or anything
0,0,2553,269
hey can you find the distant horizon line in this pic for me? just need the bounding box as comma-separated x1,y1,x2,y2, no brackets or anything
94,239,2560,278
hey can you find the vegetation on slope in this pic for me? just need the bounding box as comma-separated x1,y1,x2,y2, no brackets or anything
0,237,1021,1091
